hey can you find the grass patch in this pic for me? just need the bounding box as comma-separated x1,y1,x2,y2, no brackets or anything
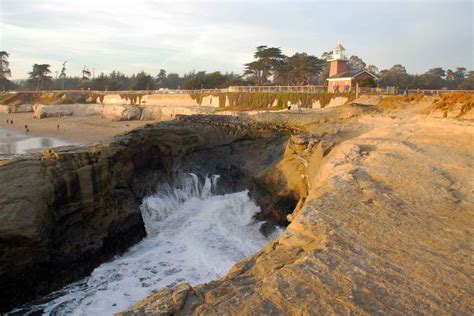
378,93,425,109
433,93,473,117
190,92,355,110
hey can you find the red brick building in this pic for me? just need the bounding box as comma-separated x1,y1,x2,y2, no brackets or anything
327,41,378,92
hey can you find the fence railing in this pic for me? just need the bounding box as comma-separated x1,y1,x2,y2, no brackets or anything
0,88,227,95
228,85,328,93
1,86,328,94
1,86,472,96
358,87,474,96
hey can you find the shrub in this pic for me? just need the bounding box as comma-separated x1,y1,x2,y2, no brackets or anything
433,93,473,116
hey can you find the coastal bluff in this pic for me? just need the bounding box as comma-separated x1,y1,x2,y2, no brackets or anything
0,101,472,314
120,105,473,314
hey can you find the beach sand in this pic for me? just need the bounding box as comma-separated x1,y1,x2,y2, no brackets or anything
0,113,151,144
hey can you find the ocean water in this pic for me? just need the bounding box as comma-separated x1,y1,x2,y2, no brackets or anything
11,174,280,315
0,128,75,156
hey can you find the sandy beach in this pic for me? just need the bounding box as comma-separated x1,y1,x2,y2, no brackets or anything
0,113,150,144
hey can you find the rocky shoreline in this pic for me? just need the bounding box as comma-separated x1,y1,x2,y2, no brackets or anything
1,101,473,314
120,106,473,314
0,115,296,313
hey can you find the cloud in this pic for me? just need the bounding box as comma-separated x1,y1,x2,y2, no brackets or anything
1,0,472,79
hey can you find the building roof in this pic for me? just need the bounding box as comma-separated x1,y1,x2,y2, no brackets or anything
327,69,379,80
334,40,345,51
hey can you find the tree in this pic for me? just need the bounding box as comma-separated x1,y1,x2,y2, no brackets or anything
59,61,67,90
367,65,379,76
348,55,366,71
28,64,53,90
379,64,410,88
458,71,474,90
107,70,129,90
130,71,155,90
0,51,12,91
417,68,446,89
454,67,466,88
182,71,245,89
446,69,456,89
275,53,324,85
244,46,285,85
88,72,108,90
79,65,92,89
156,69,167,88
244,60,265,85
318,51,334,84
163,73,183,89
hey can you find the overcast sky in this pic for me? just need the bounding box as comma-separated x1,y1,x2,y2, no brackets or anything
1,0,473,79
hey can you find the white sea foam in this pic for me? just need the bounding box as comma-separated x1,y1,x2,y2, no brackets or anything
15,174,280,315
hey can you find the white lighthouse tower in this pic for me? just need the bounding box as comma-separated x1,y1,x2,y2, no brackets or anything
329,40,347,61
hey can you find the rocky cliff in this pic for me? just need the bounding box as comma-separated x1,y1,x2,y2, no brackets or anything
0,117,293,313
1,102,473,314
119,106,474,315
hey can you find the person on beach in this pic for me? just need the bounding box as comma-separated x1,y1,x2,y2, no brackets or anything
10,120,13,124
6,119,9,124
57,124,60,131
297,100,302,113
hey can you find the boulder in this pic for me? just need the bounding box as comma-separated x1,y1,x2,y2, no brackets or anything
71,104,104,116
102,104,142,121
33,104,73,118
33,104,104,119
10,104,33,113
140,106,162,121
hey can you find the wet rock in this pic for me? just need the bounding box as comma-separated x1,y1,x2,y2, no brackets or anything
0,117,282,312
258,222,275,237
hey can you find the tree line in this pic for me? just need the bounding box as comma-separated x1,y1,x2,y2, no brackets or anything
0,48,472,91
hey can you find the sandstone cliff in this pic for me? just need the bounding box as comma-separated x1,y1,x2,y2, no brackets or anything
119,106,474,315
0,118,289,312
1,103,472,314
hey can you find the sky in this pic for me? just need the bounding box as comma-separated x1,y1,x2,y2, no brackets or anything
0,0,473,80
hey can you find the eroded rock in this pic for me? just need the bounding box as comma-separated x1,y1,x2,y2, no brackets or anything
103,104,142,121
0,117,285,313
121,111,474,315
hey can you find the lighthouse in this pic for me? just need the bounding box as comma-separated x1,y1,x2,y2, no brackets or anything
329,41,348,77
326,41,378,93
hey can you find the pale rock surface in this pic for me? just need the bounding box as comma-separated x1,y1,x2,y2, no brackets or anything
10,104,33,113
200,95,221,107
140,106,162,121
312,100,322,108
120,109,474,315
159,106,214,121
102,104,142,121
33,104,73,118
33,104,103,119
326,96,349,108
0,105,11,113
